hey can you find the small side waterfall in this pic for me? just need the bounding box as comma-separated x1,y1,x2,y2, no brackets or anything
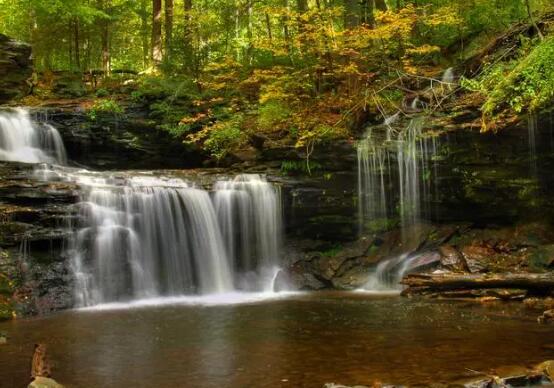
0,108,67,164
358,118,439,233
357,117,441,290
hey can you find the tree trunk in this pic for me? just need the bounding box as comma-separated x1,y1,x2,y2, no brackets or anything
343,0,359,29
360,0,375,28
296,0,308,12
246,0,254,64
140,0,149,67
375,0,387,11
402,273,554,291
101,20,110,74
183,0,193,71
97,0,111,75
68,21,73,69
74,18,80,69
525,0,544,40
151,0,163,65
164,0,174,61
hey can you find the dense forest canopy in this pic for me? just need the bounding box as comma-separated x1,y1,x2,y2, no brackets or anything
1,0,553,161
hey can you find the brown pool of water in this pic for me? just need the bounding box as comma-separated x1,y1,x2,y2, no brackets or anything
1,292,553,388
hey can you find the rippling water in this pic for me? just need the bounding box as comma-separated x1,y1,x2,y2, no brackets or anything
1,293,553,388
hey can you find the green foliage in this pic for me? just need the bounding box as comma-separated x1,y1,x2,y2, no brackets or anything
87,98,124,120
280,160,322,175
365,218,399,233
463,35,554,129
195,115,245,161
257,101,291,131
319,244,343,257
95,88,110,98
487,36,554,113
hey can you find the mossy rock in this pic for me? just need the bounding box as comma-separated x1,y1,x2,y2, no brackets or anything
530,245,554,271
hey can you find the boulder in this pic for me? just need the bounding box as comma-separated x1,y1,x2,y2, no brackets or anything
439,244,467,272
0,34,32,103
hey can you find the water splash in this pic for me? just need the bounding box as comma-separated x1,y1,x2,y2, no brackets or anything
0,108,67,164
441,67,455,84
363,251,441,291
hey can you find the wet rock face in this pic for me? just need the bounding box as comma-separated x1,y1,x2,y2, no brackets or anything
0,162,78,318
32,107,203,170
0,34,32,104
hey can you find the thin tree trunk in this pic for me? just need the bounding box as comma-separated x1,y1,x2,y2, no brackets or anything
164,0,174,61
282,0,292,57
246,0,254,64
525,0,544,40
360,0,375,28
68,21,73,69
152,0,163,65
375,0,387,11
344,0,359,29
184,0,193,71
97,0,111,75
101,20,110,74
74,18,80,69
140,0,149,67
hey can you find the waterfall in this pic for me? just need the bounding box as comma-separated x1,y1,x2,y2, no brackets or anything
357,118,440,290
60,171,283,306
358,118,438,233
0,111,284,306
214,175,282,291
0,108,67,164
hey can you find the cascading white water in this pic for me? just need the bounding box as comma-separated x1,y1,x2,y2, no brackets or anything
0,110,284,306
214,175,282,291
358,118,438,233
0,108,67,164
357,118,440,290
60,171,284,306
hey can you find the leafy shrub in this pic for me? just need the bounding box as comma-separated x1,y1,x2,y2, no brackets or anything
257,100,291,131
87,99,124,120
95,88,110,97
485,36,554,114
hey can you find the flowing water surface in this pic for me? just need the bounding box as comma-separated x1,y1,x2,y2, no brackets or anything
1,293,553,388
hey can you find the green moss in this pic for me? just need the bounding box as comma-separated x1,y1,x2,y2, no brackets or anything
529,245,554,271
465,35,554,122
364,218,399,233
87,99,124,121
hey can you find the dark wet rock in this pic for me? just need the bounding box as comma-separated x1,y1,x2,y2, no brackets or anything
30,107,203,170
273,266,327,291
50,71,86,98
439,245,467,272
0,162,77,318
0,34,32,103
461,244,492,273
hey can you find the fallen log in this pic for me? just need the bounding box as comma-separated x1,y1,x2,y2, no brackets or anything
401,273,554,292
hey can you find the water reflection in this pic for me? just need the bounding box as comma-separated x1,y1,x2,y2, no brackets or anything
1,293,553,388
